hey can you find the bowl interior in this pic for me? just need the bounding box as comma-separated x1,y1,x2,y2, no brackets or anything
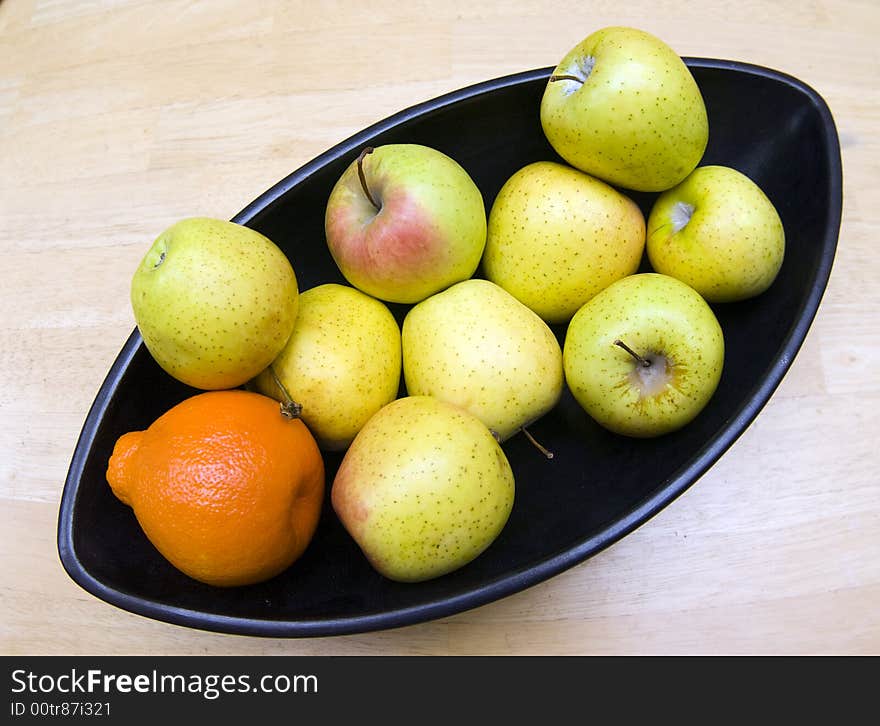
60,61,840,636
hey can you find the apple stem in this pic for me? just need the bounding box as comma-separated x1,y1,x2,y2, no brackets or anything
268,364,303,419
548,73,584,84
357,147,380,211
614,339,652,368
521,426,554,460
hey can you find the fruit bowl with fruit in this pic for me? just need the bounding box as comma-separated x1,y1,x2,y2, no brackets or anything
58,29,841,636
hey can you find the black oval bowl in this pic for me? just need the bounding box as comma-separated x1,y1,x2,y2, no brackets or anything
57,59,841,637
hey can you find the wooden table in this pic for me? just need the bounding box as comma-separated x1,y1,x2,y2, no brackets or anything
2,0,877,655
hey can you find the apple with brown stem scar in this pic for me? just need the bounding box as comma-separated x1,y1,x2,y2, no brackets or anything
563,273,724,437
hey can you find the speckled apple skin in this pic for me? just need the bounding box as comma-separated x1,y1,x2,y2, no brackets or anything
331,396,515,583
324,144,487,304
563,273,724,437
482,161,646,324
131,217,299,390
647,165,786,302
540,26,708,192
254,284,401,451
402,279,563,441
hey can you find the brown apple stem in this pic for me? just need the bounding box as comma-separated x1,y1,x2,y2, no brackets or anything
268,364,303,419
357,146,379,211
614,339,652,368
548,73,584,84
521,426,554,460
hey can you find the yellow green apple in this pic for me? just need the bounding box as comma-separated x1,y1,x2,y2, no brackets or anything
482,161,645,324
402,279,563,442
563,273,724,437
540,26,708,192
131,217,298,390
254,283,401,451
647,165,785,302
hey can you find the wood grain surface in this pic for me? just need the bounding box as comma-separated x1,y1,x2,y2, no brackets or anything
2,0,878,655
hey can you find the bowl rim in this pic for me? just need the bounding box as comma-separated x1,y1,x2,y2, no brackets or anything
57,58,842,638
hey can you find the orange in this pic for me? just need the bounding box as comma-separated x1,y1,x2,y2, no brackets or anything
106,390,324,587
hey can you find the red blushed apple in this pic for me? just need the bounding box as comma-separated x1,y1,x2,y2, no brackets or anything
324,144,487,304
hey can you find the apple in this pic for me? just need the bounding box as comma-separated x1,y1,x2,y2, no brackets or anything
647,165,785,302
131,217,299,390
402,278,563,443
563,273,724,437
332,396,515,582
540,26,708,192
253,283,401,451
324,144,487,304
482,160,646,323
